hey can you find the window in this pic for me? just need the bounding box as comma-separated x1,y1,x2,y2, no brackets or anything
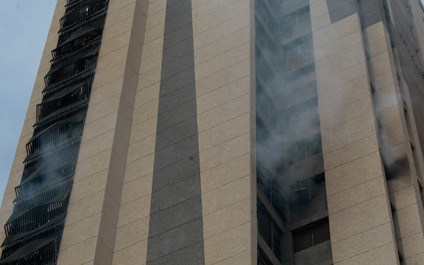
288,133,323,165
284,63,315,82
281,7,310,27
256,48,275,87
287,96,318,122
258,247,273,265
256,116,272,144
257,159,273,192
293,218,330,252
257,81,279,125
258,200,283,261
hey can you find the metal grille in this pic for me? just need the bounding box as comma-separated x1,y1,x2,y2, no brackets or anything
0,0,109,263
293,218,330,253
293,227,313,252
312,220,331,245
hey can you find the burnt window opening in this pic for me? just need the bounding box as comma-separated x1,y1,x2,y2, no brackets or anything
289,172,326,206
284,34,314,65
382,150,410,180
57,10,107,46
258,246,273,265
256,20,278,56
256,46,277,89
257,162,289,221
33,100,89,131
0,0,109,264
293,217,331,252
281,6,310,28
284,63,315,82
53,25,104,58
286,96,318,123
257,81,279,125
43,69,95,97
255,0,280,35
60,0,109,29
256,116,274,144
256,0,331,262
287,132,322,166
281,6,311,43
44,52,99,87
50,38,101,72
15,162,76,197
36,82,91,122
283,33,313,51
26,116,85,159
258,200,283,261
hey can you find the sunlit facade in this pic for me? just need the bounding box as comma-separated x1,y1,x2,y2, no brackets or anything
2,0,424,264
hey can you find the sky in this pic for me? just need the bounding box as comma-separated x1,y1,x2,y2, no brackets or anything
0,1,56,205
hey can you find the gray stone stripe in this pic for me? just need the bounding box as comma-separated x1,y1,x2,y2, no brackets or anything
358,0,382,27
326,0,358,23
326,0,382,27
146,0,205,264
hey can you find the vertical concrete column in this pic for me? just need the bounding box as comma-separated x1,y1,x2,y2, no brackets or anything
191,0,255,264
310,1,399,264
113,0,166,264
0,0,66,248
57,0,148,264
366,22,424,264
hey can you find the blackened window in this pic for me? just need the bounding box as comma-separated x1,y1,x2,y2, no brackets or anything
257,81,279,125
293,217,330,252
258,200,283,261
288,133,322,165
258,247,273,265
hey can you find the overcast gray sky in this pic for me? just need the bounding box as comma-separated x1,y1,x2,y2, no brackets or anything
0,1,56,205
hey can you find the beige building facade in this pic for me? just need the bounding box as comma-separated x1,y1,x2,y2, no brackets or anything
1,0,424,264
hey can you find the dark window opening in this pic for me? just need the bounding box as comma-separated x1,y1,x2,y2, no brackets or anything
284,63,315,82
256,116,273,144
257,159,288,221
287,133,322,165
290,172,326,205
258,200,283,261
257,81,279,125
281,6,310,28
293,217,330,252
258,246,273,265
0,0,109,264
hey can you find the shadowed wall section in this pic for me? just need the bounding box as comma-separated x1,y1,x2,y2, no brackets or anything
326,0,382,27
146,0,205,264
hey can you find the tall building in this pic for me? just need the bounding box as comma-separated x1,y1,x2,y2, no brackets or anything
2,0,424,264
